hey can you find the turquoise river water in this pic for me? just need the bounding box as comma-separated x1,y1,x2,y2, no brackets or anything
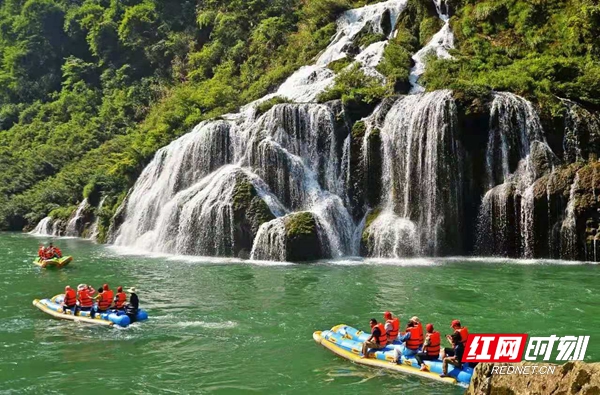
0,233,598,394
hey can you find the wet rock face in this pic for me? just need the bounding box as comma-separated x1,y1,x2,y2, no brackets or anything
284,212,331,262
467,361,600,395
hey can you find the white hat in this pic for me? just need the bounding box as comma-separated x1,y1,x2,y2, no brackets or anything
127,287,137,293
410,316,420,323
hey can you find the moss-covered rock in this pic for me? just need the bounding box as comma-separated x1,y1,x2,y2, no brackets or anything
255,96,291,118
327,57,353,73
283,212,330,262
360,207,382,256
232,176,276,258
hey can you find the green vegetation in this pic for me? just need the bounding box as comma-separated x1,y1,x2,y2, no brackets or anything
422,0,600,109
255,96,291,117
0,0,378,230
2,0,600,233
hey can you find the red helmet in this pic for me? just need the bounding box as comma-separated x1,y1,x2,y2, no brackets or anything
103,284,109,291
384,311,392,320
451,319,461,328
117,286,123,292
426,323,434,333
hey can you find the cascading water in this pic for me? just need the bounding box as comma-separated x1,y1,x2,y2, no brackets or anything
476,92,549,257
89,196,107,241
560,173,580,259
362,90,463,256
30,217,53,236
112,1,409,261
65,199,89,237
408,0,454,93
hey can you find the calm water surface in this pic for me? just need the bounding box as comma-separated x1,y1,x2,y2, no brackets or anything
1,233,598,394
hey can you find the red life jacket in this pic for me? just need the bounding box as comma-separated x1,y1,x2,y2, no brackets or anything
78,288,93,308
425,331,441,356
386,317,400,342
114,292,127,309
54,247,62,258
372,323,387,345
104,289,114,303
405,326,423,350
38,247,44,258
97,292,111,311
64,289,77,306
457,327,469,346
44,249,53,259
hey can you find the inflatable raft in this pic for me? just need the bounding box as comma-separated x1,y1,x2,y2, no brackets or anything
33,294,148,327
34,256,72,268
314,325,473,386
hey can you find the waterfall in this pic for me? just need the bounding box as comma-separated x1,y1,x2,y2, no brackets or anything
89,196,107,241
65,199,89,237
476,92,550,257
562,99,600,162
409,0,454,93
112,1,409,261
560,173,580,259
30,217,53,236
363,90,463,256
261,0,408,103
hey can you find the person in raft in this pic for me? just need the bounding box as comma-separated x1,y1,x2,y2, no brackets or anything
91,285,111,319
46,243,62,258
124,287,139,323
102,284,114,305
446,319,469,349
112,286,127,310
394,317,424,359
62,285,77,314
415,323,441,371
440,331,464,378
361,318,387,358
383,311,400,344
76,284,94,314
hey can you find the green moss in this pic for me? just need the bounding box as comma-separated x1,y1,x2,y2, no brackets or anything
327,57,353,73
48,205,77,221
232,179,254,212
351,120,366,139
285,211,317,238
247,196,275,233
357,32,387,48
419,16,443,46
255,96,291,117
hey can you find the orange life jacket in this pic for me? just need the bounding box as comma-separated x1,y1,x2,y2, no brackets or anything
405,325,424,350
386,317,400,342
457,327,469,346
64,289,77,306
78,288,93,308
97,292,111,311
114,292,127,309
372,323,387,345
104,289,114,303
425,331,441,356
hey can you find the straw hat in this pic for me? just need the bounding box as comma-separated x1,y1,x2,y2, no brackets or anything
127,287,137,293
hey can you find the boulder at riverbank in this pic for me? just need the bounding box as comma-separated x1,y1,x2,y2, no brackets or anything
467,361,600,395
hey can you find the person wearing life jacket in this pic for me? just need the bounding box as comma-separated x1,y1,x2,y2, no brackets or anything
77,284,94,314
394,317,424,359
102,284,114,306
91,286,111,319
62,286,77,314
442,319,469,360
383,311,400,344
38,245,45,258
440,331,465,378
361,318,388,358
53,246,62,258
112,286,127,309
415,323,441,371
